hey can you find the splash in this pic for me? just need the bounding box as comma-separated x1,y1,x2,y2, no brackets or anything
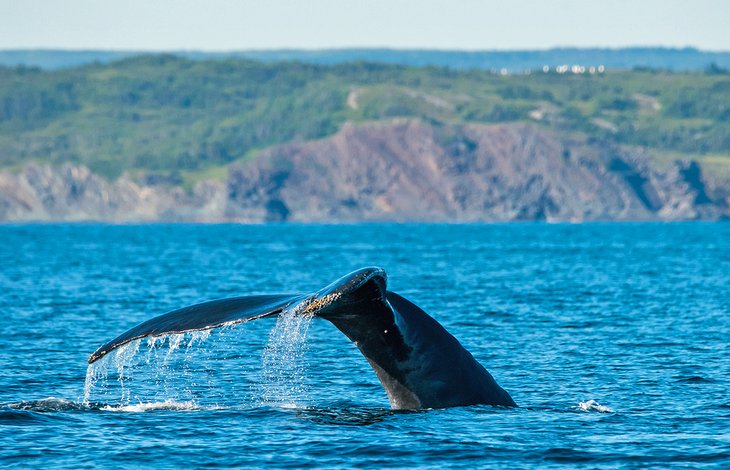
83,339,142,405
82,311,314,410
260,303,315,407
577,399,614,413
83,331,215,406
83,361,107,405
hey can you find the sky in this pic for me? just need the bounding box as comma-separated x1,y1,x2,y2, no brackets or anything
1,0,728,51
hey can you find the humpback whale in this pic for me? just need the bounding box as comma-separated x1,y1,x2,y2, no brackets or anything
88,267,516,409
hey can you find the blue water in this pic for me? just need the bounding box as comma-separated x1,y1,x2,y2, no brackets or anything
1,223,728,467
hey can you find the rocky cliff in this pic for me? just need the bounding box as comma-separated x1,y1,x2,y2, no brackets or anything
1,121,727,222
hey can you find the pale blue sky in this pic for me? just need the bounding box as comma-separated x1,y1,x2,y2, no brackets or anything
1,0,728,51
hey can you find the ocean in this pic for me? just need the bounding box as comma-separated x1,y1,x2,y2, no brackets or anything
1,223,728,467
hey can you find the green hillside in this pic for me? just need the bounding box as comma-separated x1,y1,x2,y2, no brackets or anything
1,55,729,181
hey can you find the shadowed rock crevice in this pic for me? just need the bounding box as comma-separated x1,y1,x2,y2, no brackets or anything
678,161,711,205
608,158,662,211
265,199,290,222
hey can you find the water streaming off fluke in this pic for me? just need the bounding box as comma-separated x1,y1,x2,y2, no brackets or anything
82,311,315,410
260,303,315,407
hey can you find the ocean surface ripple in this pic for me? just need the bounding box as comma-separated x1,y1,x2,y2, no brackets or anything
0,223,728,467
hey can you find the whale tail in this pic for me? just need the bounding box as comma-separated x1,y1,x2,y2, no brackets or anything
87,267,516,409
87,268,386,364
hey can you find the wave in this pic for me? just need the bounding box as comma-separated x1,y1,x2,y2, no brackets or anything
4,397,86,412
674,375,714,384
2,397,213,414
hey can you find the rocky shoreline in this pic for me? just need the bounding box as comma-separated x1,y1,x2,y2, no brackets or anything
1,121,727,222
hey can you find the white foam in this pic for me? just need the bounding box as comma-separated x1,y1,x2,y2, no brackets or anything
577,399,614,413
277,402,303,410
101,399,200,412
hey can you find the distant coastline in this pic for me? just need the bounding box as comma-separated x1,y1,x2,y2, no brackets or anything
1,53,728,222
2,47,730,71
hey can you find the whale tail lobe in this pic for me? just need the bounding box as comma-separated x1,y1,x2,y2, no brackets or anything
88,268,385,364
87,293,305,363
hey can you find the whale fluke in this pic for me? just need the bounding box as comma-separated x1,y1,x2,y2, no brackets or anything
88,294,306,363
88,267,516,409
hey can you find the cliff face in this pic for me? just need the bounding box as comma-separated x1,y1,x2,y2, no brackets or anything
0,164,226,222
226,121,728,222
1,121,727,222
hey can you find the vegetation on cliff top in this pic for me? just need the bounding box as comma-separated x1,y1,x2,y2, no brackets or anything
1,55,729,180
